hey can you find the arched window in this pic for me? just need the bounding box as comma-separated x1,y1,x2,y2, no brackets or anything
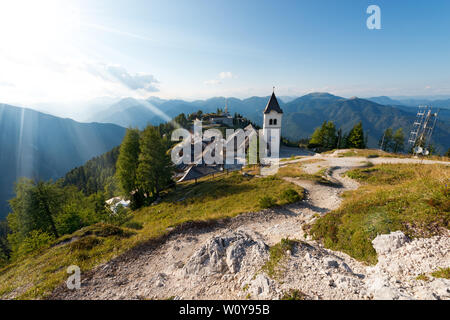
273,119,277,125
269,119,273,125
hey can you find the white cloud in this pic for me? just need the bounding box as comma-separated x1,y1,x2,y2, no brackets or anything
203,79,222,85
0,52,160,106
204,71,235,86
86,63,159,92
219,71,233,79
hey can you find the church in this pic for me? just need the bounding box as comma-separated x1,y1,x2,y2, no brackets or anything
177,90,283,182
262,90,283,157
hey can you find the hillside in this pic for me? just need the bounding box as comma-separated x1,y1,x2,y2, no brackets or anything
88,96,272,129
281,96,450,152
1,152,448,299
0,104,126,219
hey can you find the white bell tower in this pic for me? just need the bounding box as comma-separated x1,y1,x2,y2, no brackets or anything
262,88,283,157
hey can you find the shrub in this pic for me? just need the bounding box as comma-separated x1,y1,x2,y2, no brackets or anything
432,268,450,279
416,274,430,281
262,238,298,278
12,231,55,259
259,196,277,209
281,189,302,203
55,207,84,235
281,289,307,300
123,221,144,230
85,223,134,238
69,236,102,251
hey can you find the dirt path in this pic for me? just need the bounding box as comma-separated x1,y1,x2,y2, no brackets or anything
50,157,449,300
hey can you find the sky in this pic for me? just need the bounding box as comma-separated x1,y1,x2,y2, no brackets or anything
1,0,450,111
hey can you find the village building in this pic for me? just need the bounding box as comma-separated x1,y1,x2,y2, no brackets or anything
177,91,283,182
262,90,283,157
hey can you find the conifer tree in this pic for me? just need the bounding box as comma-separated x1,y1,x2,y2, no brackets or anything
346,122,366,149
136,126,174,202
392,128,405,153
116,128,140,196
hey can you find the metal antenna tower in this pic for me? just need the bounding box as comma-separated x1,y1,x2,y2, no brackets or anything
408,105,439,155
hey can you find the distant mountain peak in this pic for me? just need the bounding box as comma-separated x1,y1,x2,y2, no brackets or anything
302,92,343,99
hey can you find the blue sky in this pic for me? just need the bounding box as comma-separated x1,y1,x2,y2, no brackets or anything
0,0,450,107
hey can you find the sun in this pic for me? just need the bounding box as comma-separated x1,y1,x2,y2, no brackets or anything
0,0,80,54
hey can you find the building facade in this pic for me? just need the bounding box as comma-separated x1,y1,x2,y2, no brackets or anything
262,91,283,157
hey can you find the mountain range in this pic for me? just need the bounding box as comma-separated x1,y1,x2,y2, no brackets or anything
1,92,449,219
86,92,450,152
367,96,450,109
0,104,126,219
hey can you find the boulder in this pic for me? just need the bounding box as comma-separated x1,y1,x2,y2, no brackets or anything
372,231,409,255
181,230,268,278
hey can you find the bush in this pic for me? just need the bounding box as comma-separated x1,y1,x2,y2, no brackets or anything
262,238,298,278
88,223,133,238
123,221,143,230
281,289,307,300
281,189,302,203
259,196,277,209
432,267,450,279
55,206,84,235
69,236,102,251
12,231,55,259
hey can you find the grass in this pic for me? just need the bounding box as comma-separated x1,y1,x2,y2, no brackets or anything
261,238,298,279
415,268,450,281
0,172,303,299
281,289,307,300
416,274,430,281
280,155,305,162
276,164,334,185
431,267,450,279
310,163,449,265
324,148,450,162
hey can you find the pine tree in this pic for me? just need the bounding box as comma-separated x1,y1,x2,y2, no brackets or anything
346,122,366,149
8,179,62,242
136,126,174,202
308,121,338,151
392,128,405,153
379,128,394,151
308,122,325,149
116,128,140,196
323,121,338,150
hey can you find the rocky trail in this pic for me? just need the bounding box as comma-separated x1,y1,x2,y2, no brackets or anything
50,156,450,300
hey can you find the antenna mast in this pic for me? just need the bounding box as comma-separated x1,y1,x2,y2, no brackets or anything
408,105,439,155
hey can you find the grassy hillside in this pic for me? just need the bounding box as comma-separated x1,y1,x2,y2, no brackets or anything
310,163,449,264
0,172,303,299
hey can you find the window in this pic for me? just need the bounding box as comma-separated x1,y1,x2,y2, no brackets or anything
273,119,277,125
269,119,273,125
